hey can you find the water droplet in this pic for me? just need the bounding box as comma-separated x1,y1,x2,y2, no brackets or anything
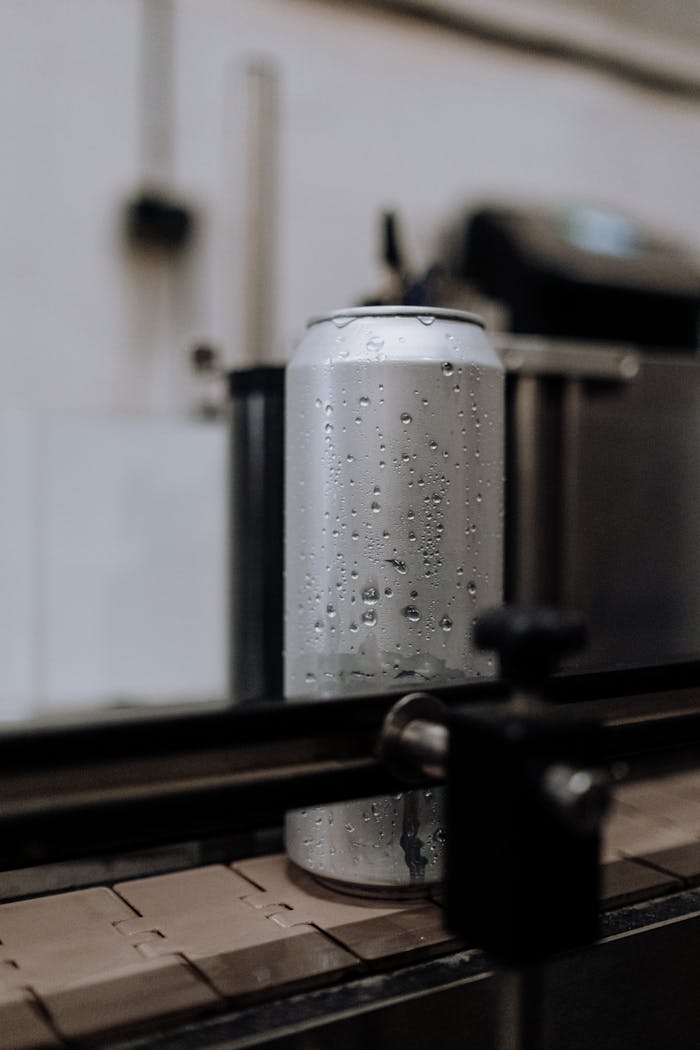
440,615,453,632
346,453,354,462
400,412,412,424
362,609,377,626
315,398,322,408
432,492,442,505
441,362,454,376
476,492,483,503
344,822,355,832
314,621,323,634
354,416,362,425
434,827,447,844
401,453,410,463
408,531,416,542
429,440,438,451
361,585,379,605
305,672,316,683
366,336,384,351
324,422,333,433
384,587,393,597
371,501,381,513
332,315,353,328
418,315,435,326
359,395,370,407
407,509,415,521
467,581,477,597
349,622,358,632
403,605,421,622
324,404,333,415
386,558,407,574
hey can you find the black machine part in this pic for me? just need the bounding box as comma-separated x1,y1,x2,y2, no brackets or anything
380,606,609,1050
379,607,606,967
227,366,285,701
459,204,700,349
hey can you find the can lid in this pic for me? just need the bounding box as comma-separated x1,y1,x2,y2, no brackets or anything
307,306,485,328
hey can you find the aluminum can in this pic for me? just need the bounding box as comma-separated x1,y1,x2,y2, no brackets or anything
284,306,503,895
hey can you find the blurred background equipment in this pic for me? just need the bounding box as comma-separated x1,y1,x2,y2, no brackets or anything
456,203,700,348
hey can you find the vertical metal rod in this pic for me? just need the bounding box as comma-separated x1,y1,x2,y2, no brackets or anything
140,0,174,185
509,376,543,605
496,967,544,1050
242,62,279,366
559,379,585,612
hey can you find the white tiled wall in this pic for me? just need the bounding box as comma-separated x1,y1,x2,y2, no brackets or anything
0,419,227,719
0,0,698,717
0,420,37,719
1,0,698,416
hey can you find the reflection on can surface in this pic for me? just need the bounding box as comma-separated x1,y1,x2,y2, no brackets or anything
284,307,503,893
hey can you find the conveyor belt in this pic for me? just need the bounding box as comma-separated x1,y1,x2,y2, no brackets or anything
2,771,700,1048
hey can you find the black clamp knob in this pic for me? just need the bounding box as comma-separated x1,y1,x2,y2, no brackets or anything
474,605,587,689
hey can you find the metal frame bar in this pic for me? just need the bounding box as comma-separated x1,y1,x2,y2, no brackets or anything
3,660,700,870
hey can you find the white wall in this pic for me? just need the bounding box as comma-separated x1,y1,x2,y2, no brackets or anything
183,0,700,367
0,418,227,720
0,0,698,717
1,0,699,413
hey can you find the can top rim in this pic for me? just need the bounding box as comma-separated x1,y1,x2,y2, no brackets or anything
307,306,485,328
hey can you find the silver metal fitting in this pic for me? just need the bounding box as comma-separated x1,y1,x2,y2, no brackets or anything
379,692,449,785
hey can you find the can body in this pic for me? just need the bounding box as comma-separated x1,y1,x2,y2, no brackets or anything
284,306,503,894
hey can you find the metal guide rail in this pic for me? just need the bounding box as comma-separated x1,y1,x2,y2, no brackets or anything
2,654,700,871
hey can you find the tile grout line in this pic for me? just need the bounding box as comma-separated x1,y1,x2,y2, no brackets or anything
621,853,691,886
24,985,71,1049
171,951,230,1009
